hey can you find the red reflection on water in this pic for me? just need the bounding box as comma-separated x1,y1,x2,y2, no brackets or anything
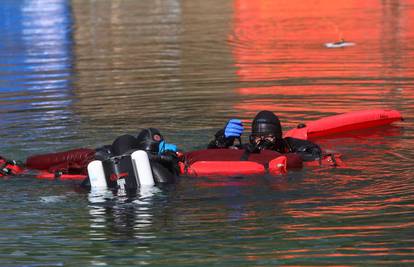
279,251,413,259
233,102,382,117
230,0,414,117
297,221,414,231
193,179,257,188
237,85,387,96
231,0,379,80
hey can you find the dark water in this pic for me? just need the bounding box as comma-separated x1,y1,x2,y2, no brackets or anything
1,0,414,266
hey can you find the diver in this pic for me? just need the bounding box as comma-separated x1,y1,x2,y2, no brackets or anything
208,110,322,161
24,128,180,186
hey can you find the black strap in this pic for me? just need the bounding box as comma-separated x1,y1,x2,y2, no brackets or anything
236,137,242,146
240,143,259,161
240,148,251,161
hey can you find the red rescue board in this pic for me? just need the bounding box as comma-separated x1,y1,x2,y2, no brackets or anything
284,109,403,140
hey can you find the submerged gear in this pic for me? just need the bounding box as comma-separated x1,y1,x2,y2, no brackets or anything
251,110,282,139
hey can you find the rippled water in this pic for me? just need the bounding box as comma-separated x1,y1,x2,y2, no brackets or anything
1,0,414,266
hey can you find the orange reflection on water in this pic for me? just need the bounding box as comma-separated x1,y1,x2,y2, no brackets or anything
230,0,414,117
231,0,382,80
237,85,388,96
283,221,414,232
278,251,414,259
233,101,386,118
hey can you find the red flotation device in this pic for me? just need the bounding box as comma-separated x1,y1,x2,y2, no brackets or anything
34,171,87,181
25,148,94,181
285,109,403,140
181,149,303,177
186,161,266,176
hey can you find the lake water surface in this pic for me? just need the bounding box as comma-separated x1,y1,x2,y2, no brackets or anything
1,0,414,266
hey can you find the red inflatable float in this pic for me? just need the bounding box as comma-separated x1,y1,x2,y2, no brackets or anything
284,109,402,140
180,149,303,177
25,148,93,181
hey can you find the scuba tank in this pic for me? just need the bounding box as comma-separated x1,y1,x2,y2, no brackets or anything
102,152,138,193
87,134,155,193
87,150,155,193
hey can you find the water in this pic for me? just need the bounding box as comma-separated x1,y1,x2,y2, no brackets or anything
1,0,414,266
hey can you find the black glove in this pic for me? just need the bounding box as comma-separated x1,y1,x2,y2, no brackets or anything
208,129,236,148
295,144,322,161
149,150,180,175
285,137,322,161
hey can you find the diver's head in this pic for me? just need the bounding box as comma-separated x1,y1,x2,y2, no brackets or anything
249,110,283,150
251,110,282,138
136,128,164,154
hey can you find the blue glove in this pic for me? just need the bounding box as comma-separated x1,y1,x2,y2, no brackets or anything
158,140,177,155
224,119,244,138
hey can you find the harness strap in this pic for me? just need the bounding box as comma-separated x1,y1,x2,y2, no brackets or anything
240,148,251,161
240,143,259,161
